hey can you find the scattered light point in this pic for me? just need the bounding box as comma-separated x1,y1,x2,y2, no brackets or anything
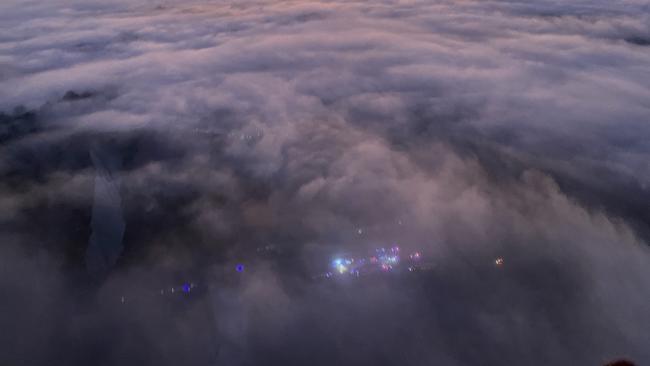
495,257,504,267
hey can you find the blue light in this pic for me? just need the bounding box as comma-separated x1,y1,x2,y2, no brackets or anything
182,283,191,293
236,264,244,272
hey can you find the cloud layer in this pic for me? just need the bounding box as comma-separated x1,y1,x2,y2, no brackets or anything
1,0,649,365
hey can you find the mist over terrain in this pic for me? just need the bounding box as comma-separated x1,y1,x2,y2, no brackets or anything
1,0,649,365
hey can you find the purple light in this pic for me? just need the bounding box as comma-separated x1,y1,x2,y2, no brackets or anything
236,264,245,272
182,283,191,293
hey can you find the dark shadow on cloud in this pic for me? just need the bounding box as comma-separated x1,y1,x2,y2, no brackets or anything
624,36,650,46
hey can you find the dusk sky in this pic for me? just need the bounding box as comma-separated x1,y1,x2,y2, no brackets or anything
1,1,649,365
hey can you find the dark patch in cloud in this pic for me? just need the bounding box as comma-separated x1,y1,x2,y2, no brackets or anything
0,107,39,144
62,90,96,102
624,36,650,46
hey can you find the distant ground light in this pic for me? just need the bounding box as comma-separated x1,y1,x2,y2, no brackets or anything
495,257,504,267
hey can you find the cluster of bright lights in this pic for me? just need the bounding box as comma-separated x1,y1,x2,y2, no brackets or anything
327,246,425,278
376,246,400,269
332,258,354,274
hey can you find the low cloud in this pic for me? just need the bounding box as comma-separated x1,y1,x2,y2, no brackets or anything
1,0,649,365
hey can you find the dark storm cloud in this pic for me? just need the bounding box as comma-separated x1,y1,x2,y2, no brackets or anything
1,0,649,365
